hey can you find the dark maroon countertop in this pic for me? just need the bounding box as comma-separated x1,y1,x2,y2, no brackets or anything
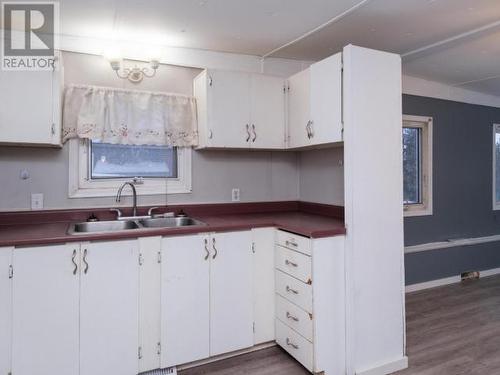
0,201,346,247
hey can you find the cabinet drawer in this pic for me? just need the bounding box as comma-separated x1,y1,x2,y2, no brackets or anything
275,270,312,313
276,230,311,256
275,294,313,342
275,246,312,284
275,318,313,372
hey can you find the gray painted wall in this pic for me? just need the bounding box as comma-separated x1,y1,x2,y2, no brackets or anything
0,51,299,210
404,94,500,284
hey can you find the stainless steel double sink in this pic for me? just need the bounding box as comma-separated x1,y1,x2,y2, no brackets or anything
68,216,206,235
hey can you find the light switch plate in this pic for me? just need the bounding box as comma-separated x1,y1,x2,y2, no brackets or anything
31,193,44,210
231,188,240,202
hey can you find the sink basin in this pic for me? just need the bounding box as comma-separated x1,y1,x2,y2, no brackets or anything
68,220,139,234
67,216,206,235
139,217,206,228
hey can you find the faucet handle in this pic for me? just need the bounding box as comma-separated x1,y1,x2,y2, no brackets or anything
110,208,123,219
148,207,160,217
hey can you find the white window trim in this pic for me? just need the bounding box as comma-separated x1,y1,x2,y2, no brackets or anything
68,139,192,198
403,114,433,217
493,124,500,210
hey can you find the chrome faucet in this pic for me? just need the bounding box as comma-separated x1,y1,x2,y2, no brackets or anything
116,182,138,217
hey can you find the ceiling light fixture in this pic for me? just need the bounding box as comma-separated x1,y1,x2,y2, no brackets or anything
108,58,160,83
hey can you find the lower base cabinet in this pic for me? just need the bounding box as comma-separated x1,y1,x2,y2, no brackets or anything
8,240,139,375
160,231,254,367
11,244,80,375
79,240,139,375
0,247,13,375
161,234,210,368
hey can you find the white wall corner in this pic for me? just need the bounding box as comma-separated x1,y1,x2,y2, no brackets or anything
402,74,500,108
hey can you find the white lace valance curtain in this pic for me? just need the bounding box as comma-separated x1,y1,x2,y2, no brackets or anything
62,84,198,146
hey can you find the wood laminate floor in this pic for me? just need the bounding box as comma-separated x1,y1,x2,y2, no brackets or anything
180,275,500,375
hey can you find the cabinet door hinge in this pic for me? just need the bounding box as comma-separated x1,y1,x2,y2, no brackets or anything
253,322,255,333
8,265,13,279
251,242,255,254
157,342,161,355
157,251,162,264
138,253,144,266
138,346,143,360
209,75,213,86
51,123,56,135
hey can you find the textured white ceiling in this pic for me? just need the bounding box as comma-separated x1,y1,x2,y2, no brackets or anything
57,0,500,96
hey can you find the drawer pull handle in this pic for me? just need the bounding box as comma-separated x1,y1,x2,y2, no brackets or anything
285,259,298,267
286,285,299,295
286,312,299,322
285,240,298,247
286,338,299,349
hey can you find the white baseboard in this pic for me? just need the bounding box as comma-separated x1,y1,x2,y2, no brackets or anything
356,356,408,375
177,342,276,370
406,267,500,293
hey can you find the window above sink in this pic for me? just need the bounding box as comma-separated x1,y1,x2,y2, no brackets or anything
68,139,192,198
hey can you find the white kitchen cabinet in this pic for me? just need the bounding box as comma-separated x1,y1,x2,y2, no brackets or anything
274,230,345,375
252,228,275,344
11,244,80,375
287,69,311,149
210,231,254,356
138,236,162,373
194,70,285,149
250,74,286,149
0,59,62,146
161,230,254,366
0,247,13,375
287,52,343,149
160,234,210,368
80,240,139,375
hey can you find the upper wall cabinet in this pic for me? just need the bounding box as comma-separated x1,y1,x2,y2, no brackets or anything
287,52,343,149
194,70,286,149
0,60,63,147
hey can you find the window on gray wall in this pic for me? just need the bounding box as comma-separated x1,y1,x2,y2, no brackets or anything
403,115,433,216
90,141,178,179
493,124,500,209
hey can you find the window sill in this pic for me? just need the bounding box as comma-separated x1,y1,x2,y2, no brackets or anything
404,205,433,217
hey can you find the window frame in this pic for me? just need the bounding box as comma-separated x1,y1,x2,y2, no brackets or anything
403,115,433,217
68,139,192,198
492,124,500,210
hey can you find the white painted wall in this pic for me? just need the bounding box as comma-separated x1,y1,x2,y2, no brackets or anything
298,147,344,205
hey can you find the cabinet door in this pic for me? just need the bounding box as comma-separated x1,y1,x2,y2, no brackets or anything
287,69,311,149
80,240,139,375
161,234,210,367
209,70,251,148
250,74,285,149
210,231,253,356
11,244,80,375
0,69,58,145
0,248,12,375
310,52,343,145
252,229,275,344
138,236,162,373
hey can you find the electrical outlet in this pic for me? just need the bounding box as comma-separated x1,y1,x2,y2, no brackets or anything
31,193,44,210
231,188,240,202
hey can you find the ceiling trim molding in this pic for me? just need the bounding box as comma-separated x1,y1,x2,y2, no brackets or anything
403,75,500,108
402,19,500,60
261,0,373,58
